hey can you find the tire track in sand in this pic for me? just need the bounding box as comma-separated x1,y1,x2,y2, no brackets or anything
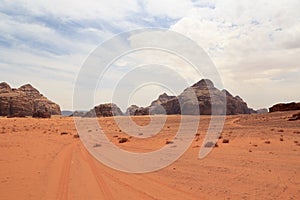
78,144,115,200
78,144,200,200
44,143,76,200
56,144,75,200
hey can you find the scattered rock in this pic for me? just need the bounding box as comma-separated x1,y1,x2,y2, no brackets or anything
264,141,271,144
73,134,80,138
222,139,230,143
60,132,68,135
204,141,215,147
166,140,174,145
288,113,300,121
119,138,128,143
280,138,284,141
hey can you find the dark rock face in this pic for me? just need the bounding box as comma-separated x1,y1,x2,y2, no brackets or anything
150,93,176,106
125,79,254,116
125,105,139,115
32,110,51,118
269,102,300,112
0,82,61,117
84,103,123,117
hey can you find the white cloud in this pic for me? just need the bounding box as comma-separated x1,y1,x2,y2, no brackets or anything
171,0,300,109
143,0,195,19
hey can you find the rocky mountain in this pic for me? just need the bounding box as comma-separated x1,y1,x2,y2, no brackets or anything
256,108,268,114
84,103,123,117
269,102,300,112
126,79,254,115
0,82,61,117
125,105,149,116
61,110,74,116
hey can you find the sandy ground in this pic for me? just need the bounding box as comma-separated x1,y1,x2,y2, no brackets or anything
0,111,300,200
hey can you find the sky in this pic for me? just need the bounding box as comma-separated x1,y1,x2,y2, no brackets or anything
0,0,299,111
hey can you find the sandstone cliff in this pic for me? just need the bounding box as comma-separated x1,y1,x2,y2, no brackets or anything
0,82,61,117
84,103,123,117
126,79,254,115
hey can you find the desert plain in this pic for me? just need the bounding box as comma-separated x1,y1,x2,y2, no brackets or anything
0,111,300,200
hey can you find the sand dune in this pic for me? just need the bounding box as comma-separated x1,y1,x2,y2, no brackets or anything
0,111,300,199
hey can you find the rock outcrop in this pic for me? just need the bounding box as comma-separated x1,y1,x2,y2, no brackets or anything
84,103,123,117
269,102,300,112
126,79,254,115
0,82,61,117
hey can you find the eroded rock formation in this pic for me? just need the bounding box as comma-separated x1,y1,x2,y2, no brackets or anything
0,82,61,117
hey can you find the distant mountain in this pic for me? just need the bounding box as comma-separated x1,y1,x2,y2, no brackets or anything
61,110,73,116
126,79,255,115
84,103,123,117
83,79,255,117
256,108,268,114
0,82,61,117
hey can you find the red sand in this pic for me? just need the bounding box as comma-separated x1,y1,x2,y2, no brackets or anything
0,111,300,199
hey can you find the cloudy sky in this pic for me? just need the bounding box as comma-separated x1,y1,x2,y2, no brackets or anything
0,0,299,111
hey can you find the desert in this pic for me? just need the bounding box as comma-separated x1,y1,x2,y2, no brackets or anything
0,111,300,199
1,1,299,199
